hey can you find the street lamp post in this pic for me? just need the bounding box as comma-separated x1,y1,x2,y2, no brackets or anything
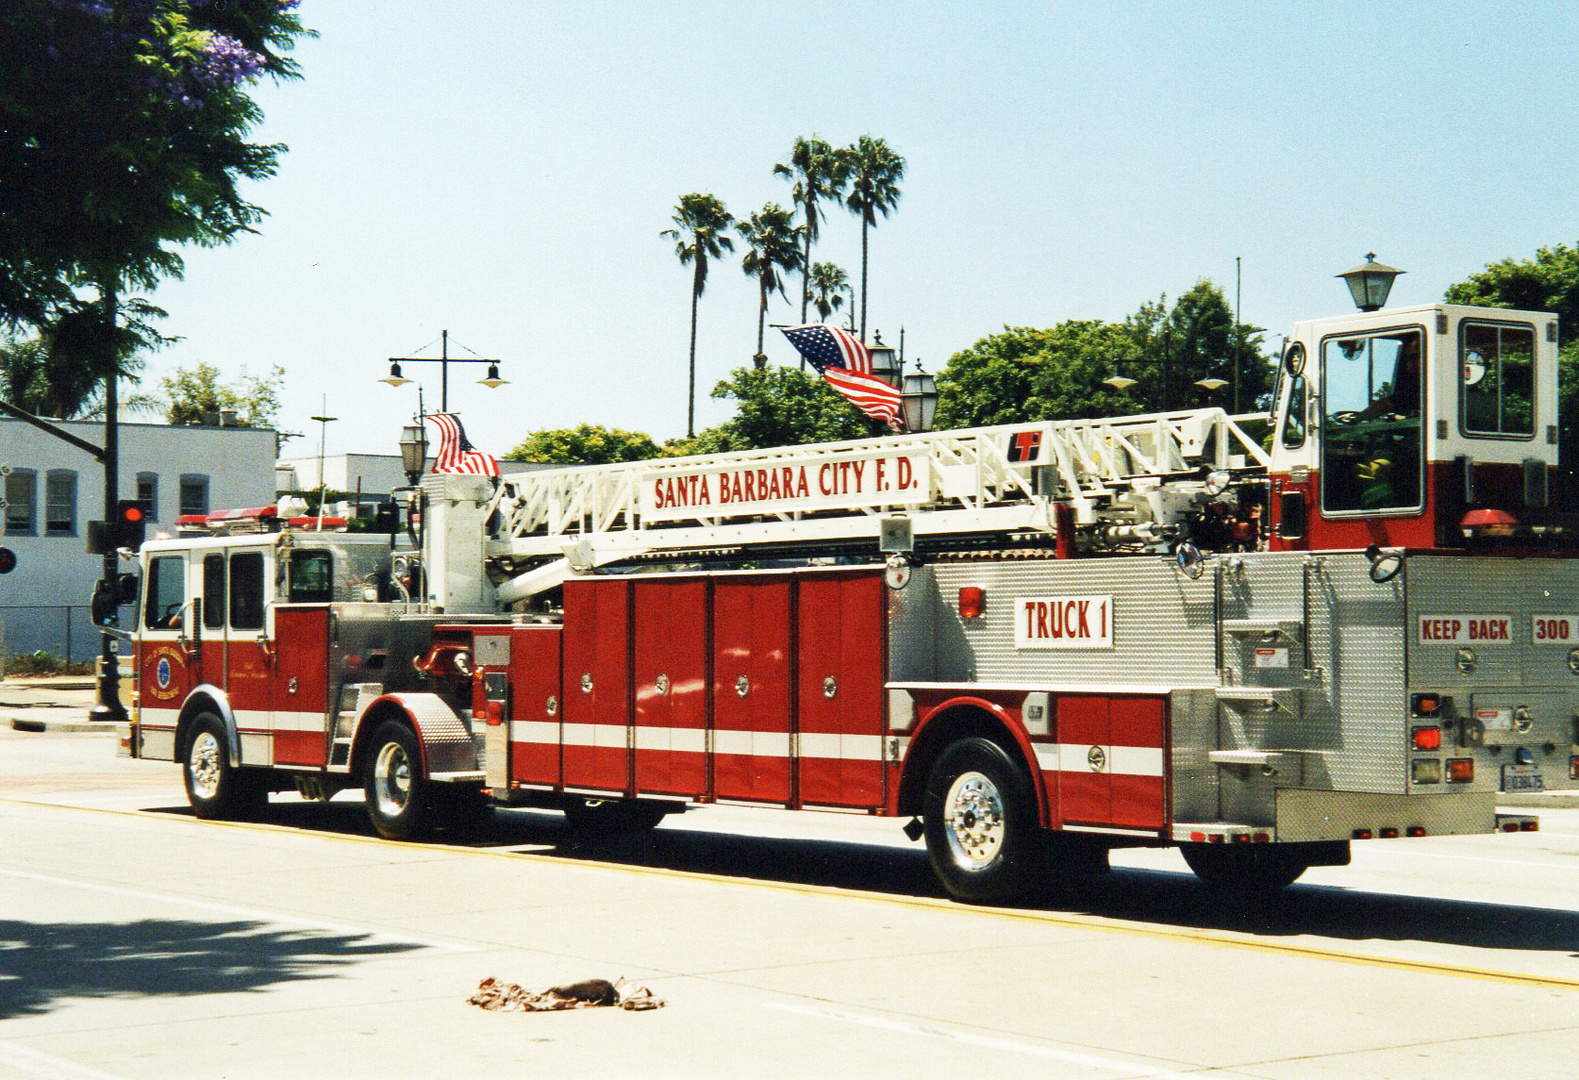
1336,254,1405,312
382,329,507,412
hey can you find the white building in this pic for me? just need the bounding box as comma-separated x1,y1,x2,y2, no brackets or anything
0,417,277,661
276,453,552,509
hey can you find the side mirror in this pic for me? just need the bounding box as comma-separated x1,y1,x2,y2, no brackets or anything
1365,543,1404,583
116,572,139,606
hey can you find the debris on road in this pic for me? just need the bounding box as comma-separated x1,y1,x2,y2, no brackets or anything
469,976,665,1012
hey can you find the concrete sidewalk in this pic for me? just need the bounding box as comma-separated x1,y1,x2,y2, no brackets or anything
0,678,118,734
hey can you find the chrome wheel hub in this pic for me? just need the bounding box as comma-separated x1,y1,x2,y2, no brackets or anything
374,742,412,818
188,731,222,800
943,770,1005,870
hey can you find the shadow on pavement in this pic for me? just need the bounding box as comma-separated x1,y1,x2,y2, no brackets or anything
142,799,1579,962
0,916,422,1020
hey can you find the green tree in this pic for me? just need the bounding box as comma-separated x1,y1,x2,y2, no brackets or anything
934,281,1270,429
162,361,285,427
936,322,1145,429
0,1,309,332
1445,242,1579,486
508,423,661,465
808,262,849,324
737,203,802,367
839,135,905,341
681,366,870,453
773,136,847,324
1133,280,1271,414
662,193,735,439
1,298,167,418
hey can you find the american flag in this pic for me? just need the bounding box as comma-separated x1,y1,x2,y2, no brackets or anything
780,324,904,430
426,412,500,477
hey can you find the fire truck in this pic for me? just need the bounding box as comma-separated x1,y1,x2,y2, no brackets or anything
122,300,1577,901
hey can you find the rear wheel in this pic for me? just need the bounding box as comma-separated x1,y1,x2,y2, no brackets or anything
923,737,1044,903
183,713,266,821
1180,843,1310,893
364,720,433,841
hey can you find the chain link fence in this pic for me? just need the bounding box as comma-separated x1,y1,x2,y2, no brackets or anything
0,605,131,665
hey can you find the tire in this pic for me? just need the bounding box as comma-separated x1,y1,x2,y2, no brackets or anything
1180,843,1309,894
363,720,433,841
923,737,1044,903
563,798,669,838
183,713,266,821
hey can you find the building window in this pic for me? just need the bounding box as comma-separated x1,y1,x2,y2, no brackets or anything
44,470,76,536
136,472,159,522
179,474,209,517
4,469,36,536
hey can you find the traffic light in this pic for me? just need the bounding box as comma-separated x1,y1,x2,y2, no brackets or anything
113,499,147,549
0,547,14,574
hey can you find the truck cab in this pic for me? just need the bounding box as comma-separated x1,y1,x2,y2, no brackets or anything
133,522,409,769
1266,304,1564,551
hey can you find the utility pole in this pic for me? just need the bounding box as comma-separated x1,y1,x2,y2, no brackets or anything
89,281,125,723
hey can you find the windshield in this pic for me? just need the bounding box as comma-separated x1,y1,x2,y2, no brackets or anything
1320,329,1424,513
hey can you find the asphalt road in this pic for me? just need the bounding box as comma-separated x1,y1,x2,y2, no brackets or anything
0,716,1576,1080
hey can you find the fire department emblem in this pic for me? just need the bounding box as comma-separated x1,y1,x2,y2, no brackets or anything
145,645,185,702
1087,745,1107,772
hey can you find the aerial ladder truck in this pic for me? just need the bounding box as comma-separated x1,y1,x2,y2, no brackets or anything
124,299,1578,901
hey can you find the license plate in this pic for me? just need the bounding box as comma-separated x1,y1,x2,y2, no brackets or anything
1502,767,1544,793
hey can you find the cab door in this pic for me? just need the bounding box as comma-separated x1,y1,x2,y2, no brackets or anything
222,548,278,765
136,551,194,756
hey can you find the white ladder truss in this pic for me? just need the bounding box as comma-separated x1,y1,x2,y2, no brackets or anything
484,408,1270,602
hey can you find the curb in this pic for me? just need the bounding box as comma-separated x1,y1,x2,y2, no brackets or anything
5,715,120,734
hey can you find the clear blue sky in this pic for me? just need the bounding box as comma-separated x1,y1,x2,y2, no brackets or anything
143,0,1579,459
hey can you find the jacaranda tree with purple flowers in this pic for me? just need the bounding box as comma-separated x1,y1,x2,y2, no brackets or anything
0,0,310,344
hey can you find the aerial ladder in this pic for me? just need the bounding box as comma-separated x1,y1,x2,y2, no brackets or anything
420,406,1272,609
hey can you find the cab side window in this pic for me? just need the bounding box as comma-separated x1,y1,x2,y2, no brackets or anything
143,556,186,630
229,551,266,631
1280,375,1307,449
288,549,334,603
203,554,226,630
1461,322,1534,437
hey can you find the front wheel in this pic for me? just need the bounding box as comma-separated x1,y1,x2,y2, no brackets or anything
184,713,266,821
363,720,433,841
923,737,1044,903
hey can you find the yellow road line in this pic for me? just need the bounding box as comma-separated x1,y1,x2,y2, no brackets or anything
5,796,1576,992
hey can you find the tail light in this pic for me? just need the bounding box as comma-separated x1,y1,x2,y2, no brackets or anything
1411,693,1442,717
1570,756,1579,780
1411,759,1442,784
1411,726,1442,750
958,587,984,620
1446,758,1475,783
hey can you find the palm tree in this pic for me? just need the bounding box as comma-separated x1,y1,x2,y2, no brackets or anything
662,193,735,438
773,137,847,325
737,203,803,368
808,262,848,323
839,135,906,341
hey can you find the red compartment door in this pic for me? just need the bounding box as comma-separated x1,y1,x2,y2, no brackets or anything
795,573,885,809
561,579,630,792
1057,693,1166,831
271,606,328,766
509,624,563,787
633,579,709,797
712,577,792,804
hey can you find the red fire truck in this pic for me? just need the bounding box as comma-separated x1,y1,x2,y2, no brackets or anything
122,300,1577,901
